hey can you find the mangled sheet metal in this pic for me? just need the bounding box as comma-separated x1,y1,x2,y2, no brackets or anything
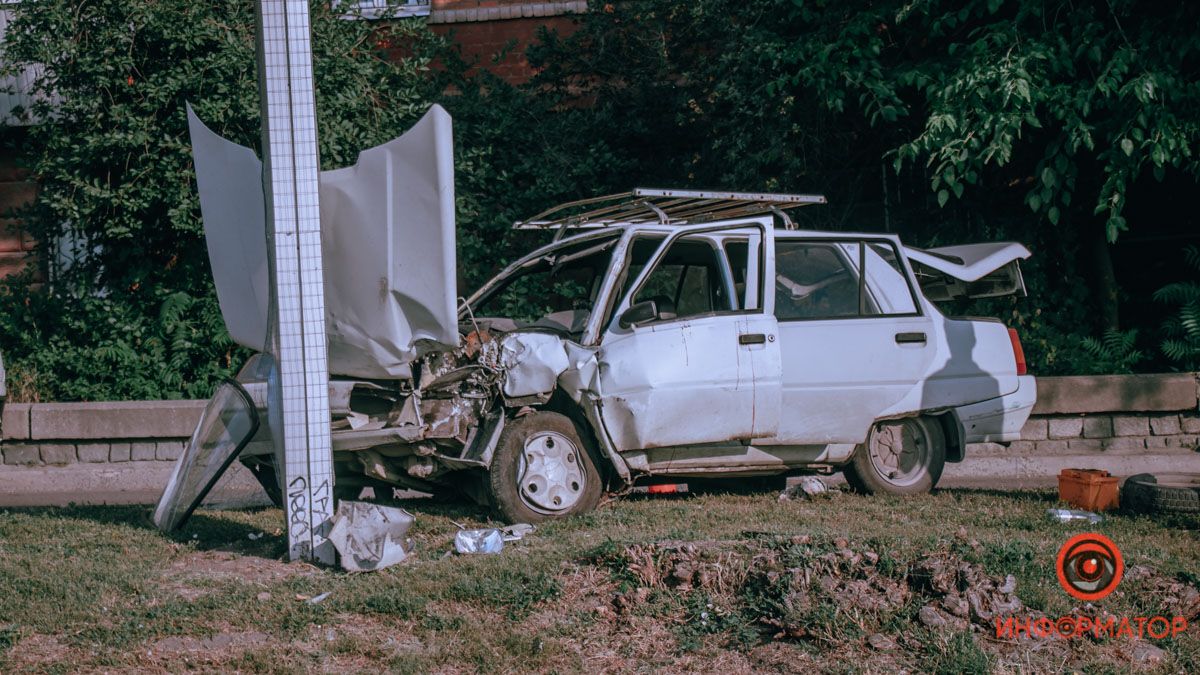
188,105,459,378
327,501,415,572
483,331,572,399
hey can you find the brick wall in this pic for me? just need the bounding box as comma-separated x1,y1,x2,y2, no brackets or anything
428,0,585,84
971,412,1200,459
0,400,204,468
0,152,36,280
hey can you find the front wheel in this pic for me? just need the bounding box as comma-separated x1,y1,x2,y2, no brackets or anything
843,417,945,495
488,411,604,523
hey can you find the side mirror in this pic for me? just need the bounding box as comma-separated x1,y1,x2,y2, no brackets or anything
619,300,659,329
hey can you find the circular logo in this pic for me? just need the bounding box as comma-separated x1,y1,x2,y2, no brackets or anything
1055,533,1123,601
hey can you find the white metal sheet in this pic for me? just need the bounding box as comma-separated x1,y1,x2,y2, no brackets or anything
186,107,271,351
904,242,1031,282
189,105,459,378
319,105,459,377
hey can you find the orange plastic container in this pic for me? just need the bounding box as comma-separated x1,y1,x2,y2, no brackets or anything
1058,469,1120,512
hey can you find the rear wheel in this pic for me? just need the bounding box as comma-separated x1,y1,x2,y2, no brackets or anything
488,411,603,523
844,417,945,495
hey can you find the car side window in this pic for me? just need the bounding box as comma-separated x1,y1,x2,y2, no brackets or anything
723,240,756,310
600,234,668,330
630,237,732,322
775,240,919,320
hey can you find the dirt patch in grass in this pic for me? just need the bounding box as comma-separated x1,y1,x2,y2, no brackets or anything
574,535,1198,672
3,634,74,671
166,548,317,586
2,490,1198,671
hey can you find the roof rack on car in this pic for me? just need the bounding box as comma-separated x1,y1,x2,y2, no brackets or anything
513,188,827,236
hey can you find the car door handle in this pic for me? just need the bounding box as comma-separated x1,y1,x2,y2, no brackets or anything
895,331,927,344
739,333,767,345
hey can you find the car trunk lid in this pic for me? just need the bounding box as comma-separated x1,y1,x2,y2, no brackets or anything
904,242,1031,301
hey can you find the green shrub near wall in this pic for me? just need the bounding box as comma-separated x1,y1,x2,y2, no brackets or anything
2,0,1199,401
0,0,442,400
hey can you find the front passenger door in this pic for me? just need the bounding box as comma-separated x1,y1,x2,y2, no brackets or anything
596,223,782,451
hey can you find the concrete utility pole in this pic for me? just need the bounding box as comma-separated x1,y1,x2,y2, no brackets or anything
255,0,335,564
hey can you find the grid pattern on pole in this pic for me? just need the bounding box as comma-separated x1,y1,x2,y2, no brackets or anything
257,0,334,564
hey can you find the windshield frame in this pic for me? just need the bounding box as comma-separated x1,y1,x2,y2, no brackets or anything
462,229,627,345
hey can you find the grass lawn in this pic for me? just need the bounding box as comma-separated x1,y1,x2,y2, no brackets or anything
0,487,1197,673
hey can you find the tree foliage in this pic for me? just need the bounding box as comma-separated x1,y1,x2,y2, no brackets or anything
1,0,1198,400
451,0,1200,373
0,0,440,399
1154,246,1200,370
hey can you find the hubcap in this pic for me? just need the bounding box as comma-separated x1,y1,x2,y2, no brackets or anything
517,431,585,513
868,419,930,488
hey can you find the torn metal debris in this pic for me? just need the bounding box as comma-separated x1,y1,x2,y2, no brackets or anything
454,528,505,555
327,501,415,572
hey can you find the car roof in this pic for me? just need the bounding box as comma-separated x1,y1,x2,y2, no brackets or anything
515,219,905,265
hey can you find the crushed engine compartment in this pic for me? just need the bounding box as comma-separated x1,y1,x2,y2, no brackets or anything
239,325,601,500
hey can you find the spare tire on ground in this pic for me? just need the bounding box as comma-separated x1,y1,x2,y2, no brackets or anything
1120,473,1200,514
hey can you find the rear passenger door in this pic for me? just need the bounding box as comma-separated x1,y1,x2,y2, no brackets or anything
764,237,936,445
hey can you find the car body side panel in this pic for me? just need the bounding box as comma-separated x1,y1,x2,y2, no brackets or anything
909,317,1020,411
597,313,778,451
768,315,937,444
593,221,782,452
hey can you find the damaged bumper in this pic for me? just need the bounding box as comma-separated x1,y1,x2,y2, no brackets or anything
955,375,1037,444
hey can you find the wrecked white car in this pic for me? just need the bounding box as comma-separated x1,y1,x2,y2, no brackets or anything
162,107,1035,526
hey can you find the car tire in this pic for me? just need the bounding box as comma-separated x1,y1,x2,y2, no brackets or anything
488,411,604,523
1120,473,1200,514
843,417,946,496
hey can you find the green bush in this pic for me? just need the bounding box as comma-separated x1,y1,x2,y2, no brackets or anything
0,0,442,400
1154,246,1200,370
3,0,1198,400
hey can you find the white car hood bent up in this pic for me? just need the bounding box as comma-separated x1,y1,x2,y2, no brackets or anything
188,104,459,378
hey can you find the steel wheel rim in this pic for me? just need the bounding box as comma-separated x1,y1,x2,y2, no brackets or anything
868,419,930,488
517,431,585,514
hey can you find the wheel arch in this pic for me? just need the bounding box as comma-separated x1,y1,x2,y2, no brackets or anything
531,390,630,490
935,410,967,463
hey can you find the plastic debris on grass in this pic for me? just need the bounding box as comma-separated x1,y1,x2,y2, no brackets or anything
778,476,834,501
1046,507,1104,524
327,501,415,572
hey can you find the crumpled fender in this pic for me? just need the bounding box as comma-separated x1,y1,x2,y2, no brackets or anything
487,331,603,401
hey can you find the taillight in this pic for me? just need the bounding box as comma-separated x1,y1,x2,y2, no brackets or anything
1008,328,1027,376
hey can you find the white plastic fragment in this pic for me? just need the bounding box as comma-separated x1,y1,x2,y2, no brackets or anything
307,592,331,605
501,523,535,542
327,501,415,572
778,476,831,501
454,528,505,554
